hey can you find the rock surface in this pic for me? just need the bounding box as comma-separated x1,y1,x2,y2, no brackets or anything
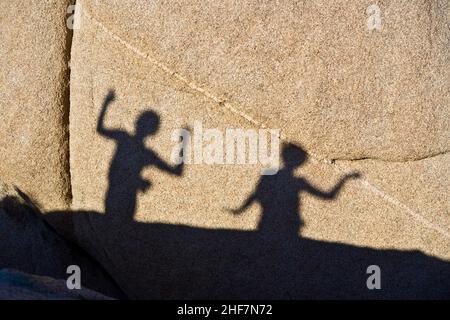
0,0,73,211
64,0,450,298
0,0,449,299
82,0,449,161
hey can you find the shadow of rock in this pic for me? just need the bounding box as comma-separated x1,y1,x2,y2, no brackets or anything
0,194,124,299
43,209,450,299
0,268,113,300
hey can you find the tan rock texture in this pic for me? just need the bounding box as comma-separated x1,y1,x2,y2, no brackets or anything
62,0,450,298
0,0,73,211
82,0,449,161
0,0,449,299
338,153,450,236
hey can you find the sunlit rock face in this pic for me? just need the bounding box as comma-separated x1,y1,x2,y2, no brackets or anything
0,0,73,211
0,0,449,299
84,0,449,161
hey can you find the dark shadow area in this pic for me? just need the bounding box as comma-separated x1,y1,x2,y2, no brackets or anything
6,90,450,299
0,192,125,299
97,90,185,223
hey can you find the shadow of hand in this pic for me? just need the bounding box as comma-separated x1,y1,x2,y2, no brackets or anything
139,178,151,192
105,90,116,103
344,172,361,180
227,208,242,215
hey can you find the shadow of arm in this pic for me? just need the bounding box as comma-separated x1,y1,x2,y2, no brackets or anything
153,155,184,176
228,192,257,215
303,172,360,200
97,90,125,139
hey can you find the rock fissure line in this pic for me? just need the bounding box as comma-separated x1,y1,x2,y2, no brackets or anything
62,0,77,207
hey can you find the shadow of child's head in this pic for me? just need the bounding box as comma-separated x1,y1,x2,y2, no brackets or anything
135,110,160,138
282,143,308,170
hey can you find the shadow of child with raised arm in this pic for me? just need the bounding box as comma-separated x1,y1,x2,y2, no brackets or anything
230,143,360,241
97,90,186,223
